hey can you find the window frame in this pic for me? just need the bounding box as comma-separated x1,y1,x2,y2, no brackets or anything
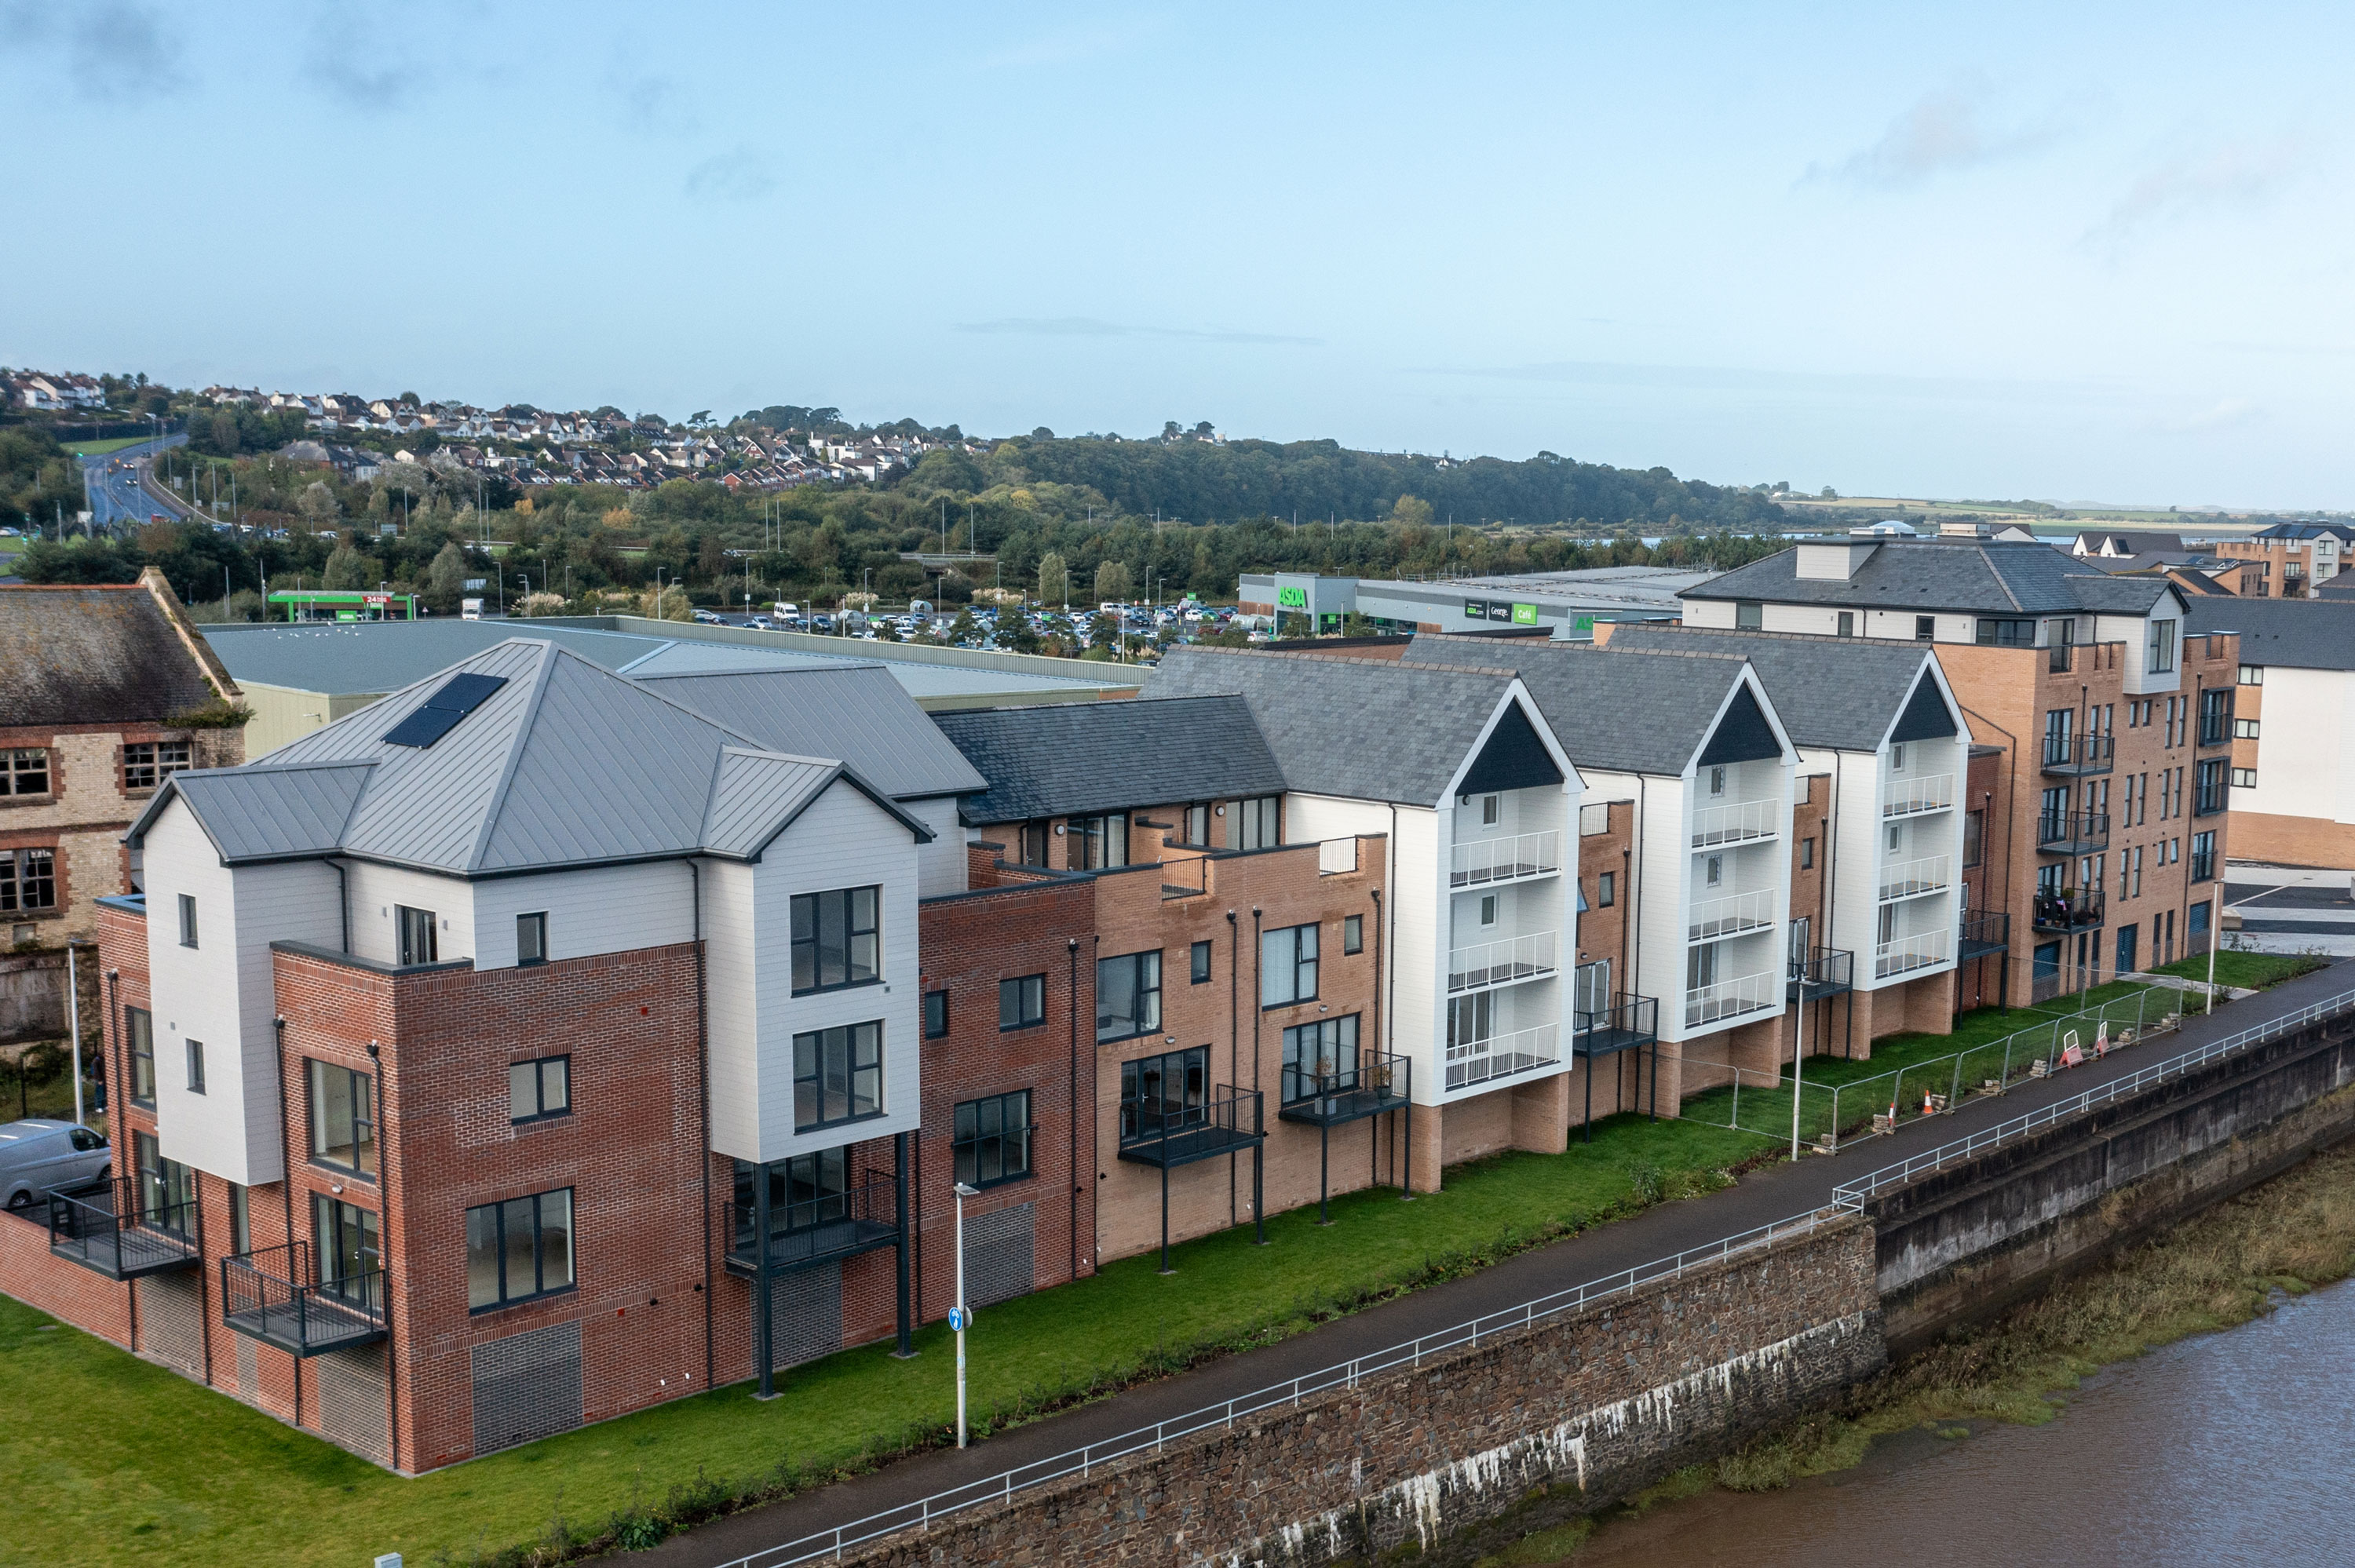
1075,811,1130,870
306,1057,377,1177
396,904,436,966
2147,618,2178,674
790,884,882,996
1976,617,2036,647
121,739,191,793
923,988,949,1039
178,893,198,948
1260,922,1320,1009
2238,665,2264,687
185,1038,206,1096
1734,600,1763,630
516,911,548,966
1119,1045,1208,1144
313,1192,382,1307
1,747,50,797
1095,950,1164,1042
0,845,57,914
126,1007,155,1106
1342,914,1364,955
951,1088,1035,1190
508,1055,571,1125
1190,939,1213,983
1597,870,1616,908
1280,1014,1362,1104
1233,795,1281,851
465,1187,575,1313
791,1020,885,1132
1914,615,1935,641
998,973,1046,1030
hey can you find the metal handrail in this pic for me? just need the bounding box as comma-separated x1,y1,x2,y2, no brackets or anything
1281,1050,1409,1110
1685,969,1780,1028
1875,929,1952,979
2032,888,2105,932
716,1203,1853,1568
731,1175,899,1262
1449,830,1561,887
1881,772,1955,817
1573,993,1659,1044
48,1176,199,1273
2036,810,2110,851
1447,930,1557,992
220,1239,387,1344
1444,1022,1562,1089
2041,733,2115,771
1833,984,2355,1205
1787,944,1854,992
1878,854,1951,902
1690,796,1778,847
1688,888,1776,940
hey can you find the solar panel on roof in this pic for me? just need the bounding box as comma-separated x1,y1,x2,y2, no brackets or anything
382,672,509,748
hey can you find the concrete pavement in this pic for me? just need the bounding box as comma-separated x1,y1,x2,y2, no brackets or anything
644,957,2353,1568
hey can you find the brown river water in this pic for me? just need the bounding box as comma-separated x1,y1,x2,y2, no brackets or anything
1549,1276,2355,1568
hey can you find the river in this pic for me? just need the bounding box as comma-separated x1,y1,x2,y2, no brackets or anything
1550,1276,2355,1567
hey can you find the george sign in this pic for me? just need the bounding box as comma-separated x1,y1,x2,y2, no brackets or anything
1487,602,1512,622
1277,585,1309,609
1511,603,1538,625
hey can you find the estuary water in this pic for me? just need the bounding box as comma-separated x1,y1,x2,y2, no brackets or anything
1554,1275,2355,1568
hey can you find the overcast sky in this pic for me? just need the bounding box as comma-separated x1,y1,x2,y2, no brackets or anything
6,2,2351,508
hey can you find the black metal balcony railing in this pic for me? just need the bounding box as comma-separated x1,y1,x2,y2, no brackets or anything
1572,992,1660,1056
48,1176,201,1280
1786,945,1856,1001
1279,1052,1411,1126
2194,782,2229,816
2040,733,2115,775
2198,711,2234,748
2032,888,2106,933
1957,909,2011,960
726,1173,900,1277
2037,810,2111,855
2191,848,2216,884
1117,1085,1265,1169
220,1241,387,1357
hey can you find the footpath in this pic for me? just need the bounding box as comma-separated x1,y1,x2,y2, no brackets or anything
652,962,2352,1567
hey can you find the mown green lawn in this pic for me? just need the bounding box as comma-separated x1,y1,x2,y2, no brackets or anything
64,436,147,456
2150,948,2328,992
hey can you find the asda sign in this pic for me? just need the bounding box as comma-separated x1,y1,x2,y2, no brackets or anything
1277,585,1309,609
1464,599,1539,625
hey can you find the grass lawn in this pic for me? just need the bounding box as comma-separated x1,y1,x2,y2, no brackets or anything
64,436,148,457
2149,948,2328,992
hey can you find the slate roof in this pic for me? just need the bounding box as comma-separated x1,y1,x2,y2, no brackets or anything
127,640,929,873
1143,649,1535,807
1683,541,2180,618
1,582,228,727
1404,634,1776,776
1599,626,1952,753
2076,531,2187,555
2185,598,2355,672
930,694,1287,822
634,665,985,800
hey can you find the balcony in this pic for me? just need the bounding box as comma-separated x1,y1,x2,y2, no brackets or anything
2032,888,2105,933
1882,772,1955,819
1875,928,1952,979
1280,1051,1411,1126
1684,969,1780,1030
48,1177,200,1281
1117,1085,1265,1168
220,1242,387,1357
2037,810,2110,855
1451,830,1561,888
725,1174,900,1278
1572,994,1659,1056
1787,945,1854,1001
2041,733,2115,777
1445,1023,1561,1092
1879,853,1951,902
1690,797,1778,848
1448,929,1557,993
1688,888,1776,941
1958,909,2010,960
2043,640,2123,677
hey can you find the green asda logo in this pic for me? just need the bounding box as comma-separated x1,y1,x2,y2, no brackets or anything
1277,585,1309,608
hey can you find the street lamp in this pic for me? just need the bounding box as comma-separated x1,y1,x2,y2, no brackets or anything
951,1180,979,1448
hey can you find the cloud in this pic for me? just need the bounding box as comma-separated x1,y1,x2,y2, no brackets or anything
1808,86,2063,188
957,316,1322,347
302,9,422,112
684,147,775,202
2083,135,2310,251
0,1,186,99
612,69,697,137
2156,397,2260,434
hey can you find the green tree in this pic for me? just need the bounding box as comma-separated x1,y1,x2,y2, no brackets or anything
1390,494,1435,529
323,543,374,590
297,481,341,534
1037,550,1070,608
426,541,469,611
1094,559,1132,604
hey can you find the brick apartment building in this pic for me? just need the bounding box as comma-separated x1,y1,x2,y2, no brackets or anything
0,569,245,948
2210,522,2355,598
2185,596,2355,869
1685,538,2233,1001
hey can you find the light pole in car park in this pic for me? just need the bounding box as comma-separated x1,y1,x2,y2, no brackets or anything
951,1180,978,1447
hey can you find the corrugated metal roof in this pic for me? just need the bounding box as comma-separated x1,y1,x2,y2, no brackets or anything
700,749,840,859
636,665,986,799
931,695,1286,822
155,760,374,862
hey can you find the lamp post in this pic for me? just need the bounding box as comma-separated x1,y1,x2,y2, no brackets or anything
951,1180,978,1447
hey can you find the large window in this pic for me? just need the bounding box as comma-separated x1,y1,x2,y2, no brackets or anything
121,740,190,792
790,886,880,994
999,974,1045,1030
1016,821,1051,867
2191,830,2216,884
133,1132,194,1236
1261,923,1320,1008
509,1056,569,1123
0,848,57,913
1075,813,1130,870
2147,618,2178,674
516,911,548,966
466,1188,573,1311
2199,688,2233,746
1119,1046,1207,1143
126,1007,155,1104
2,748,49,797
1976,618,2036,647
1281,1014,1360,1103
734,1150,849,1240
793,1021,883,1130
1232,796,1280,851
396,905,436,966
308,1059,376,1176
1095,950,1163,1041
952,1090,1032,1189
313,1194,382,1308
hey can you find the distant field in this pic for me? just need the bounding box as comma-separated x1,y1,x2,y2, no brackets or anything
64,436,145,456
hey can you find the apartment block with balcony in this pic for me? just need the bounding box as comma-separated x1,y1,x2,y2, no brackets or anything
1605,627,1975,1056
2188,596,2355,870
1146,648,1588,1179
2211,523,2355,598
1684,538,2233,1003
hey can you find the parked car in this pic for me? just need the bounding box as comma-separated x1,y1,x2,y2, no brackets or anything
0,1119,110,1209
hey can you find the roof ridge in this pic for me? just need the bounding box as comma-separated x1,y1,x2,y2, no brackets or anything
465,642,563,873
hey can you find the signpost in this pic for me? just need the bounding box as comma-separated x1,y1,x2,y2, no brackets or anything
952,1180,978,1447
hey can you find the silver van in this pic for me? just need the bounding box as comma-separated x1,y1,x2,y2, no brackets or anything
0,1119,111,1210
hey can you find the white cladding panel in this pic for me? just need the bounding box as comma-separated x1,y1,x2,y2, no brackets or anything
347,861,474,965
1631,773,1689,1033
473,862,696,968
701,858,762,1160
2241,665,2351,824
1680,600,1736,629
2111,612,2182,697
907,797,968,899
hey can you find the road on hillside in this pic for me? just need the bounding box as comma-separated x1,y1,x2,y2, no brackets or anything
651,960,2353,1568
79,432,189,530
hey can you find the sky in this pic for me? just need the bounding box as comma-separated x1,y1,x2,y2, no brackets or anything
5,1,2353,509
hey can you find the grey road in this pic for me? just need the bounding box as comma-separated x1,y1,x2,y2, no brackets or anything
78,431,189,530
646,958,2353,1568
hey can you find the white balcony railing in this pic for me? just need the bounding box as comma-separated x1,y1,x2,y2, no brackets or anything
1691,797,1779,848
1684,969,1780,1030
1450,830,1562,888
1881,772,1955,819
1444,1022,1562,1092
1687,888,1776,942
1447,930,1557,993
1879,854,1951,902
1875,929,1953,979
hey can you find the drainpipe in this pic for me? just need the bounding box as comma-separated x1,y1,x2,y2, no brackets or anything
1225,910,1238,1227
1630,777,1647,1116
689,860,713,1395
1068,936,1080,1284
1384,805,1400,1187
1370,887,1386,1191
332,860,349,954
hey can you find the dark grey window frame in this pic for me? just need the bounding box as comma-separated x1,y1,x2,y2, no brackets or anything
999,973,1045,1030
1119,1045,1207,1143
466,1187,575,1313
792,1020,885,1131
923,988,949,1038
516,911,548,966
1261,922,1320,1009
1342,914,1363,955
185,1038,206,1096
1190,939,1213,983
952,1088,1034,1190
396,904,436,966
178,892,198,948
126,1006,155,1106
790,885,882,996
509,1055,570,1125
306,1057,377,1178
1095,950,1163,1043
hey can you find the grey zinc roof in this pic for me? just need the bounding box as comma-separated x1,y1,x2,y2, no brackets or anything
1683,541,2179,618
2185,597,2355,672
1144,650,1528,807
634,665,986,799
930,695,1287,823
160,760,374,862
1600,626,1944,753
1404,634,1763,776
699,749,843,860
